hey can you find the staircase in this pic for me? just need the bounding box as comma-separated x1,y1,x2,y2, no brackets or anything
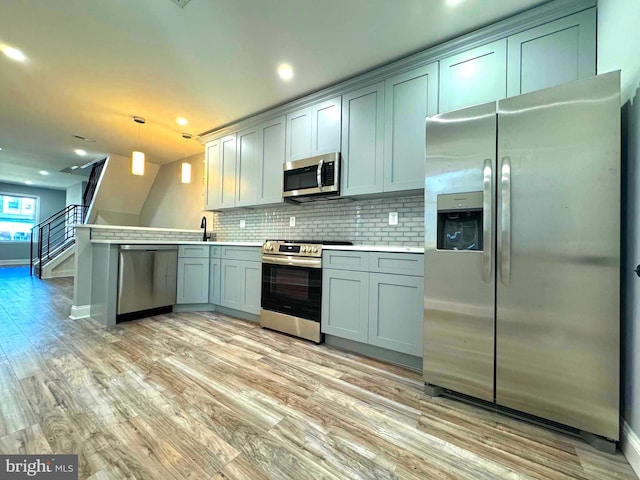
30,204,86,278
30,158,106,278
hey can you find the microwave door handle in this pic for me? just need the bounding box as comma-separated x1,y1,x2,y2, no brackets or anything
316,159,324,191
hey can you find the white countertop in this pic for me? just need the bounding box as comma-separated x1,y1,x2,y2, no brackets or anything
75,224,202,233
90,240,263,247
324,245,423,253
89,240,422,252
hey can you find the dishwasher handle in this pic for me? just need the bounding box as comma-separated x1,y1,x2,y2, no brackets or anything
120,245,179,251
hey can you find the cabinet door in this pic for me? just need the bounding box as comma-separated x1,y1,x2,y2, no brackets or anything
177,257,210,304
209,258,221,305
341,83,384,196
236,127,260,207
220,260,241,310
219,134,237,209
240,261,261,315
507,9,595,97
384,63,438,192
439,39,507,113
368,273,423,356
259,116,285,205
204,139,221,210
311,96,341,156
286,107,312,162
321,269,369,343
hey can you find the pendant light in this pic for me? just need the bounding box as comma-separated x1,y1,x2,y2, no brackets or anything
131,116,146,176
181,132,192,184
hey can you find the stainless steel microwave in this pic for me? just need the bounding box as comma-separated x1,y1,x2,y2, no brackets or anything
282,153,340,202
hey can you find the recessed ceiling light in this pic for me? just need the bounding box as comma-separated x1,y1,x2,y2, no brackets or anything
278,64,294,81
177,117,188,126
74,149,87,156
2,46,26,62
446,0,464,6
39,170,49,175
24,181,33,185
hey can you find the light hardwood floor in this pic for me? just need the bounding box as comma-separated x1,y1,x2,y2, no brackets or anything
0,266,636,479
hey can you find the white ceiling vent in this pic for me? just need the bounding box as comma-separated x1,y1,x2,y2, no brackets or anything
170,0,191,8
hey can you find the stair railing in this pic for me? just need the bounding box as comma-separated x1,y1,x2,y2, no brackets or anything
30,204,87,278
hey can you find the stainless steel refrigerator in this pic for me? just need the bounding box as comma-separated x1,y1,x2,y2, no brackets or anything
423,71,620,445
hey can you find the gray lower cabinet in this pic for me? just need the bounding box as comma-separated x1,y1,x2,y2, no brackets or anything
321,269,369,343
220,259,261,315
209,258,221,305
439,39,507,113
368,273,424,356
177,257,210,304
507,8,596,97
322,251,424,356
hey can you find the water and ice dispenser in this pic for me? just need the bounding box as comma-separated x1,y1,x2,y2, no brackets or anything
436,192,483,251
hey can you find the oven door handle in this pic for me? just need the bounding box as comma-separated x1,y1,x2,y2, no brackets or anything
262,255,322,268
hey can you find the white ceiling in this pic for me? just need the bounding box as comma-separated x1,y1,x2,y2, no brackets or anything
0,0,547,190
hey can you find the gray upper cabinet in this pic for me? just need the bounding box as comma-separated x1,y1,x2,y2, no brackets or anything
341,83,385,196
205,134,237,210
236,127,260,207
507,9,596,97
219,134,237,209
311,97,341,156
439,39,507,113
384,64,438,192
286,97,341,162
204,139,220,210
258,116,285,205
286,108,311,162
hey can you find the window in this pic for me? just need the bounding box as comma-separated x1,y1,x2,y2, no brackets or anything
0,194,37,242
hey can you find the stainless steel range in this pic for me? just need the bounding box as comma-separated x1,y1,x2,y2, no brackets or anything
260,239,352,343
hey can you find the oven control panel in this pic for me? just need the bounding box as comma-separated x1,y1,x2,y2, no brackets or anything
262,241,321,257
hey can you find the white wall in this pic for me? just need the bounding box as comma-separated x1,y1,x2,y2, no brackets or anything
65,181,85,207
139,152,212,231
88,153,159,225
598,0,640,467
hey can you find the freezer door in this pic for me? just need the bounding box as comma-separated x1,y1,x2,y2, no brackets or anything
424,102,496,401
495,72,620,440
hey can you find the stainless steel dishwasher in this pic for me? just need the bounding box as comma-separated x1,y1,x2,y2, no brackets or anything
117,245,178,322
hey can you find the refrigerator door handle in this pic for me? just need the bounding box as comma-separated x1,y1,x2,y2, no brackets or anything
482,158,493,283
500,156,511,285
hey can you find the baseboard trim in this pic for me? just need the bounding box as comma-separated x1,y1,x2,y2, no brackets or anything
622,419,640,477
0,259,29,266
69,304,91,319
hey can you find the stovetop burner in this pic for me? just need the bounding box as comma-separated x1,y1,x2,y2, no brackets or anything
265,239,353,246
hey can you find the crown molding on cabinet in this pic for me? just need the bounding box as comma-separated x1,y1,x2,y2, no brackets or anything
198,0,596,144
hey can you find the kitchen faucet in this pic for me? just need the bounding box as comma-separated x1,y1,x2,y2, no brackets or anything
200,216,207,241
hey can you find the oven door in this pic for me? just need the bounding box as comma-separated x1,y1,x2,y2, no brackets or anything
261,260,322,321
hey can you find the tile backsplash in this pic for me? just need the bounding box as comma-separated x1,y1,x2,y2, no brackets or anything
211,195,424,246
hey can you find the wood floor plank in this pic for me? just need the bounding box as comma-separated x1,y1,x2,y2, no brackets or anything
0,424,52,454
0,266,634,480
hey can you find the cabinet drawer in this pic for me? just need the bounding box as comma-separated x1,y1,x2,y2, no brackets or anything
322,251,369,272
369,252,424,276
221,246,261,262
210,246,222,258
178,245,209,258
